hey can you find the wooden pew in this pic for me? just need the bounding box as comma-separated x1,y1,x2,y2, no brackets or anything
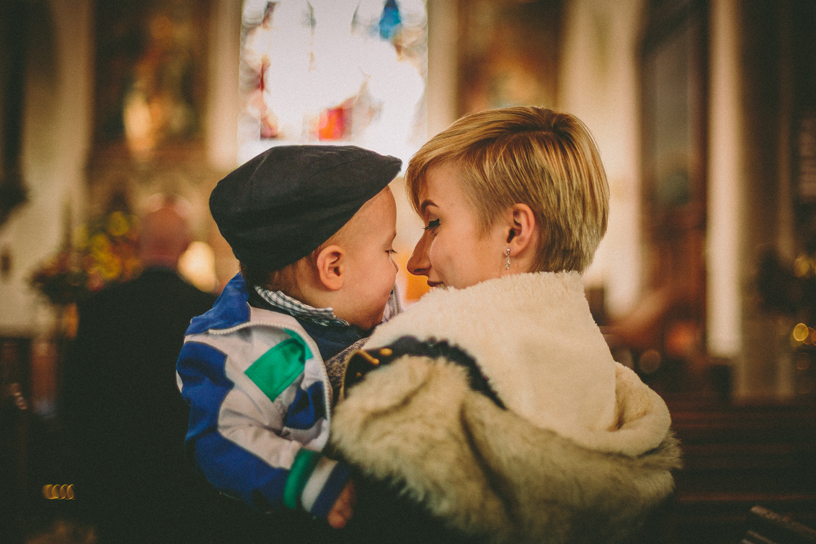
741,506,816,544
649,397,816,544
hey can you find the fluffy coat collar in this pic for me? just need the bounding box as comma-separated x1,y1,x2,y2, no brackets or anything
365,272,671,457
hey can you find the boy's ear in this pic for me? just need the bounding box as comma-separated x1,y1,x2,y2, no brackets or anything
314,245,345,291
505,203,538,256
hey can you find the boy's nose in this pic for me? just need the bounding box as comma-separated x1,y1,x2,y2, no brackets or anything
407,231,430,277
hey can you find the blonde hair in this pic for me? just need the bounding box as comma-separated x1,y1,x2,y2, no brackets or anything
405,106,609,273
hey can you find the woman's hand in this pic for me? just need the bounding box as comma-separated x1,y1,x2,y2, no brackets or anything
326,478,356,529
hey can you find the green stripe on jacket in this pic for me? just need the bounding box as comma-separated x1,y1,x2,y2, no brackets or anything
245,331,313,402
283,449,322,509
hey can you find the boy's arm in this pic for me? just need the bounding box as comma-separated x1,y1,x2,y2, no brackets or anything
176,339,352,519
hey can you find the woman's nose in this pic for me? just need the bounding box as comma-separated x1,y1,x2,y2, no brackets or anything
407,231,430,277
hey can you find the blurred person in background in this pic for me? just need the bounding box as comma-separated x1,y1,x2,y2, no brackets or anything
62,197,218,544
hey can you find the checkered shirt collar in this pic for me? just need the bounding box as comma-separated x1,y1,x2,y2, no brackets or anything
254,285,350,327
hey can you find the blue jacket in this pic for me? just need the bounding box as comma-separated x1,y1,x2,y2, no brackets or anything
176,274,351,519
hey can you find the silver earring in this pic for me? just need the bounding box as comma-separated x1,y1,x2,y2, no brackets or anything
505,248,511,270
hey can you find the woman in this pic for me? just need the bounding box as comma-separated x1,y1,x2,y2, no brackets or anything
331,106,681,544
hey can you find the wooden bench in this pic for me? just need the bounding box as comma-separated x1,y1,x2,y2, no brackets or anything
647,398,816,543
741,506,816,544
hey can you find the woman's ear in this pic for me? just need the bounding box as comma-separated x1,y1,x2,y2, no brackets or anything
505,203,538,257
314,245,345,291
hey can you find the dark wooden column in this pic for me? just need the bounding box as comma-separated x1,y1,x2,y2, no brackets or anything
0,0,30,226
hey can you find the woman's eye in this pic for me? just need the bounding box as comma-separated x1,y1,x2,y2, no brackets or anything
424,218,440,231
386,249,397,255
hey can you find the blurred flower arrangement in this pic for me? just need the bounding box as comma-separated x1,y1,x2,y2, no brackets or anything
30,211,142,306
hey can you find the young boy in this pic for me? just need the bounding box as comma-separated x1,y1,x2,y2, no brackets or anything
176,145,401,535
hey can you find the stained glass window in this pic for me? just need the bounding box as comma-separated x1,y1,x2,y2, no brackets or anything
239,0,427,166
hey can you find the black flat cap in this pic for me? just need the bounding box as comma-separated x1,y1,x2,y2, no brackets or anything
210,145,402,270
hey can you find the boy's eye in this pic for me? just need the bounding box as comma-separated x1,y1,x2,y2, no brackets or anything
424,218,440,231
386,249,397,255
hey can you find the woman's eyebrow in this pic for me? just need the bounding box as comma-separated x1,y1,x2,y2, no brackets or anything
419,199,437,214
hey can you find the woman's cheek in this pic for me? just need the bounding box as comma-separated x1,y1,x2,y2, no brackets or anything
428,240,443,274
426,238,435,266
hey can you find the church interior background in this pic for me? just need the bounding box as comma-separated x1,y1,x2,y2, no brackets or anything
1,0,815,542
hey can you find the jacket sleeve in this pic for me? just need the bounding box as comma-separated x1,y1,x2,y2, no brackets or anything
176,338,351,518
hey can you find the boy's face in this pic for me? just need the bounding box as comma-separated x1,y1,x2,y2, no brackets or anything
335,187,399,331
407,163,507,290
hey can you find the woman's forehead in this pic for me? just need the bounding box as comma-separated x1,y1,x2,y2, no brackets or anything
422,165,476,215
425,163,461,194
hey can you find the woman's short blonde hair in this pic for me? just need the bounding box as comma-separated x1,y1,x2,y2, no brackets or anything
405,106,609,273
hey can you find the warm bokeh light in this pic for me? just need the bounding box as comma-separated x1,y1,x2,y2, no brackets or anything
178,241,218,293
794,254,813,278
793,323,809,343
638,348,663,374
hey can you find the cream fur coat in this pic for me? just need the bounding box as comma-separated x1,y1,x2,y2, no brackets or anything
331,272,681,544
